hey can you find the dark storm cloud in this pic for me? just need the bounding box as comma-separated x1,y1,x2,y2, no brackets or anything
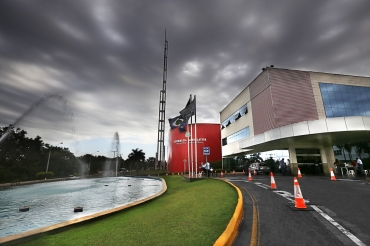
1,0,370,157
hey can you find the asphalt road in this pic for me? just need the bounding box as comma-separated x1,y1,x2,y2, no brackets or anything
226,174,370,246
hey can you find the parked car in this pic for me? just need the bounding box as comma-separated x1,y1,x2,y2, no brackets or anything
248,162,271,175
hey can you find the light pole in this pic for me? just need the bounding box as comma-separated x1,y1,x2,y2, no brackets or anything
46,142,63,173
88,151,99,176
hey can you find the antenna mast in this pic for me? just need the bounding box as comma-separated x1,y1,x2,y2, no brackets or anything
156,31,168,170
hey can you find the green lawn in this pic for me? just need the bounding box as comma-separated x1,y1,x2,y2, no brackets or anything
20,176,237,246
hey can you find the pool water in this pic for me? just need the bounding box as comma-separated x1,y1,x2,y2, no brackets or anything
0,177,162,238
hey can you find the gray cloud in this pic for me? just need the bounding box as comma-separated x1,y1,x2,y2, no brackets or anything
1,0,370,158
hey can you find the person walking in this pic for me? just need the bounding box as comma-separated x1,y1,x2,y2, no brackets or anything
204,162,210,177
314,160,321,174
334,159,340,174
279,158,285,175
244,158,250,175
356,157,364,176
351,159,357,174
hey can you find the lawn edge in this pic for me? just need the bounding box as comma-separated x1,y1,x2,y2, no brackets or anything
213,179,244,246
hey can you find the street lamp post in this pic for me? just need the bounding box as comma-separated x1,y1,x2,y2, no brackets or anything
46,142,63,173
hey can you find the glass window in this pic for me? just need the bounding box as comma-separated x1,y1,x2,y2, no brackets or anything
221,103,248,128
328,92,336,100
223,127,250,146
345,109,353,116
329,100,337,108
320,83,370,118
320,84,328,91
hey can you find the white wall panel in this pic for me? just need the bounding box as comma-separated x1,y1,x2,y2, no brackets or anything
345,117,365,130
292,122,309,136
280,125,293,138
308,119,328,134
254,133,265,145
326,117,346,132
265,128,281,141
363,117,370,130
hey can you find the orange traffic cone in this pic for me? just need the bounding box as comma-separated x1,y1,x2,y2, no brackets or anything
233,170,235,175
254,169,257,176
270,172,277,189
242,169,245,175
294,177,307,209
298,168,302,178
220,171,224,178
330,168,336,181
248,171,253,181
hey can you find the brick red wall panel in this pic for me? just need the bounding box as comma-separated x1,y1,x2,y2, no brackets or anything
269,69,318,127
250,69,318,135
251,87,275,135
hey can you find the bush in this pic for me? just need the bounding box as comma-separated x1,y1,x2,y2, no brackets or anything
209,159,222,169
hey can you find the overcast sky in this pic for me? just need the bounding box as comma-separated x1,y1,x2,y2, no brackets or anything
1,0,370,159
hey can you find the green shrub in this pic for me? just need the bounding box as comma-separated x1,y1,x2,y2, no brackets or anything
35,172,54,179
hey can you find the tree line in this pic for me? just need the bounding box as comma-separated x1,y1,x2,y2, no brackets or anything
0,126,153,183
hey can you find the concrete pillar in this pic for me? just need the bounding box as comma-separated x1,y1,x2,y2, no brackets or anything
289,146,298,175
320,146,335,176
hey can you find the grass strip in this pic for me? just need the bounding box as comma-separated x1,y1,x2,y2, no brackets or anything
20,176,237,246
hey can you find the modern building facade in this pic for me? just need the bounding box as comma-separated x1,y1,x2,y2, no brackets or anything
167,123,221,173
220,67,370,175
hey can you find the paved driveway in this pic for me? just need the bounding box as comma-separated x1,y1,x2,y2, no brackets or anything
226,175,370,246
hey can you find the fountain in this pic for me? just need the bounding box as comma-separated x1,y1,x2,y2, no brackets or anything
102,132,121,177
0,96,166,243
0,94,75,146
0,177,163,239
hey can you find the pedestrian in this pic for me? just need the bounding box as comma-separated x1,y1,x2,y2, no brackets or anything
285,161,292,175
334,159,340,174
244,158,250,175
204,162,210,177
351,160,357,174
356,157,364,175
279,158,285,175
314,160,320,174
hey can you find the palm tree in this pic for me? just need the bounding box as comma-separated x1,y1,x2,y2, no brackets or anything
344,144,353,161
127,148,146,172
354,142,368,159
336,144,347,162
249,153,263,163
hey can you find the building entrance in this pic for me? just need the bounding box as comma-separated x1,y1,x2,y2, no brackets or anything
296,149,322,175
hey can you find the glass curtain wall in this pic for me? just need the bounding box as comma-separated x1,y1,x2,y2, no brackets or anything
319,83,370,117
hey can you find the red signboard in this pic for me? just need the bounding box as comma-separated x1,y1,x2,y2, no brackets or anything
167,123,221,173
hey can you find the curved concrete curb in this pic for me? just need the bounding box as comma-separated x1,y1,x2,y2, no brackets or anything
0,177,167,245
214,180,244,246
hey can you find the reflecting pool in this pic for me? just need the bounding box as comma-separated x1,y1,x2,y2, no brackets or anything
0,177,162,238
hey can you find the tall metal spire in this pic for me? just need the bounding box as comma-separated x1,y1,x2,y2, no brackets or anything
156,31,168,170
